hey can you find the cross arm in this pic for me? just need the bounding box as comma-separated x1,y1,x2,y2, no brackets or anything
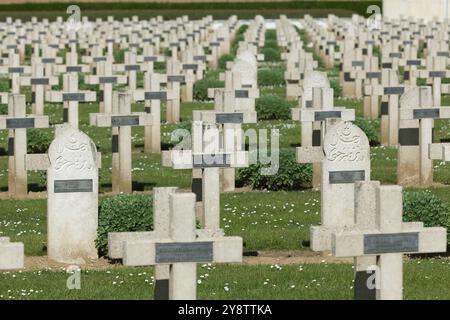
161,150,248,169
89,112,153,127
46,91,97,103
132,89,175,102
54,64,90,74
122,236,243,267
298,108,355,122
0,66,32,75
413,69,450,79
0,115,49,129
85,75,127,85
331,227,447,257
108,228,224,260
399,107,450,120
19,76,58,86
192,110,257,124
136,54,165,63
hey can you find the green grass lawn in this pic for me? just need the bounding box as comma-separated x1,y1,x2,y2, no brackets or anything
0,259,448,300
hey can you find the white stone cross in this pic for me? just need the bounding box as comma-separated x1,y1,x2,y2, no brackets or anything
90,91,153,193
332,181,447,300
133,73,176,153
0,94,49,198
0,52,31,94
46,73,96,129
398,86,450,186
85,60,127,114
162,120,247,231
18,60,58,115
364,70,411,146
121,190,242,300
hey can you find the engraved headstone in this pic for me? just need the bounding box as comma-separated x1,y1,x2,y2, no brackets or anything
47,125,99,263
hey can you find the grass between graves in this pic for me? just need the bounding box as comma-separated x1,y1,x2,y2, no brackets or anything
3,187,450,256
0,258,448,300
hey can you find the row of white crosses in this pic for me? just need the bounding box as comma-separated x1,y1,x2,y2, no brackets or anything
277,17,320,101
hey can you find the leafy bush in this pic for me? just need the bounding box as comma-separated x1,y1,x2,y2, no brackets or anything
354,117,380,146
256,95,292,120
258,68,285,86
193,74,224,101
330,77,342,98
264,40,279,50
27,129,52,154
0,79,9,92
261,47,280,62
403,191,450,246
237,148,312,191
265,29,277,40
96,194,153,257
218,54,234,70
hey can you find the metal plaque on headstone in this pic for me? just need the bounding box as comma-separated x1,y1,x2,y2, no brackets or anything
364,232,419,254
111,115,140,126
155,242,213,263
54,179,94,193
6,118,35,129
329,170,365,184
215,113,244,124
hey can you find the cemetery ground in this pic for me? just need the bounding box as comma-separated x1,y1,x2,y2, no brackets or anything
0,24,449,300
1,83,450,300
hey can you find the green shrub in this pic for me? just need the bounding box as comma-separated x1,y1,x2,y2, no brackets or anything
114,49,126,63
265,29,277,40
256,95,292,120
96,194,153,257
27,129,52,154
237,148,312,191
264,40,279,50
403,191,450,246
330,78,342,98
0,104,7,114
193,77,224,101
261,47,280,62
0,79,9,92
218,54,234,70
258,68,285,86
354,117,380,146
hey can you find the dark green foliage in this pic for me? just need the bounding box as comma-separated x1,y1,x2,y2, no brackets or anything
237,148,312,191
218,54,235,70
0,79,9,92
403,191,450,245
27,129,52,154
261,48,281,62
354,117,380,146
114,49,126,63
193,72,224,101
256,95,292,120
265,29,277,41
96,194,153,257
258,68,285,86
264,40,279,49
330,77,342,98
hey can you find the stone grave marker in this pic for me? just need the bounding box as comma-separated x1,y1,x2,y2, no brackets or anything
47,125,99,264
